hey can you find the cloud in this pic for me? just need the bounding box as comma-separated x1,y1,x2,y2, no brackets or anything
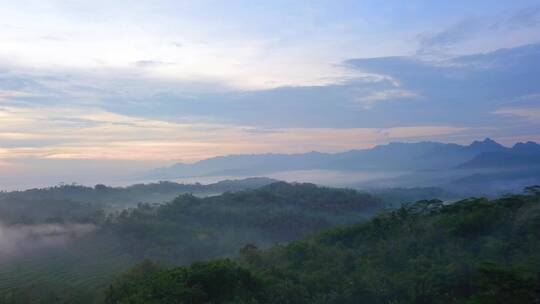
0,89,38,102
417,6,540,56
378,126,468,139
0,4,538,166
0,102,468,162
133,60,175,68
0,1,368,91
417,17,482,54
355,89,418,109
2,43,538,139
502,5,540,29
493,107,540,122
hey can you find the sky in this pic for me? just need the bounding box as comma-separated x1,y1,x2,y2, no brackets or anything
1,0,540,188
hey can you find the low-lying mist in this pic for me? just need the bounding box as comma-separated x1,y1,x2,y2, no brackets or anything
0,222,95,259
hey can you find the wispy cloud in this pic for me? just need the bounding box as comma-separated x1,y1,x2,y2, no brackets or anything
417,5,540,56
417,17,482,55
355,89,418,109
500,5,540,29
0,103,467,162
133,60,176,69
493,107,540,122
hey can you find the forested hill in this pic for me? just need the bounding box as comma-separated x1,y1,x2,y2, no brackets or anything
0,182,383,303
104,182,383,263
0,177,276,224
107,186,540,303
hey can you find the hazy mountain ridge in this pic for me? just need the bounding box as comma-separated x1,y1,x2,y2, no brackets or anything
147,138,540,178
458,141,540,169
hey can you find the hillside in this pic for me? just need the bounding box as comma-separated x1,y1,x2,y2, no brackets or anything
107,186,540,303
0,177,276,224
102,182,383,263
0,182,382,303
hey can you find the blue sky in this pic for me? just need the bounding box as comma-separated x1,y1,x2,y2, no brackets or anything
0,0,540,186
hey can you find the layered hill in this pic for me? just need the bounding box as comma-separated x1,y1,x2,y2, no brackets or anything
147,138,539,179
107,187,540,303
0,177,277,224
0,182,383,303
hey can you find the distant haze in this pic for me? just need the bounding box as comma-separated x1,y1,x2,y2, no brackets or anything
146,138,540,196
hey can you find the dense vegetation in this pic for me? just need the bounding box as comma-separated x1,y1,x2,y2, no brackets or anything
0,178,275,224
368,187,457,206
0,182,382,303
107,186,540,303
103,182,382,263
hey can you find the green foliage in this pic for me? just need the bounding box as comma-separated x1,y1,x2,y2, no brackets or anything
110,188,540,303
0,282,101,304
106,259,266,304
468,264,540,304
103,182,381,263
0,182,381,302
0,178,276,224
369,187,455,207
0,195,103,225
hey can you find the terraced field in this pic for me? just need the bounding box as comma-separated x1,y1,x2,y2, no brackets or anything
0,233,136,297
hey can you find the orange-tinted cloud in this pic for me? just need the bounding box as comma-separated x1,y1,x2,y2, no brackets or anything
0,105,468,162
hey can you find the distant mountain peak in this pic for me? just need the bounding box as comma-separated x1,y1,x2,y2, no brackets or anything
468,138,505,151
144,138,540,180
513,141,540,153
473,137,497,144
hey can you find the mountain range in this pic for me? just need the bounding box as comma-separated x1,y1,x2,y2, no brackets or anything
146,138,540,178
